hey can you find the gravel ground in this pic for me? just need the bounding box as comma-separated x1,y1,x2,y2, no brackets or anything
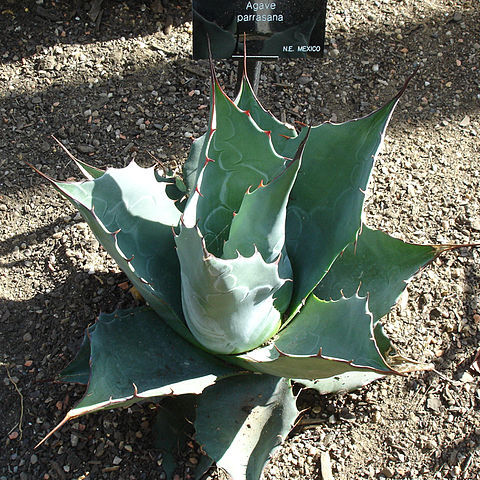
1,0,479,479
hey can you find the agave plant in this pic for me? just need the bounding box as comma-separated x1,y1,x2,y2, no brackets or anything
35,64,457,479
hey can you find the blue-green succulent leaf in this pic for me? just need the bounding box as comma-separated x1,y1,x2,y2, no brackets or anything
283,93,403,316
183,131,209,194
235,76,297,152
183,69,215,195
231,295,396,379
153,395,197,479
293,321,396,394
73,157,105,179
315,225,443,320
222,133,309,313
59,328,95,384
195,454,215,480
42,307,238,443
223,137,304,264
295,371,385,395
195,374,298,480
53,137,105,180
175,225,285,354
184,81,287,257
43,162,196,342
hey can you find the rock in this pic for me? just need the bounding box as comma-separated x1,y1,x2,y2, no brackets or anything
71,433,79,447
372,410,382,423
77,144,95,154
23,332,32,342
298,75,312,85
452,12,462,22
459,115,470,127
320,451,334,480
460,371,474,383
151,0,164,13
423,437,437,449
30,454,38,464
380,466,395,478
95,443,105,457
112,455,122,465
470,219,480,231
426,396,442,412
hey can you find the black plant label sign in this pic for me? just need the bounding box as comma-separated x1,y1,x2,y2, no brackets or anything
192,0,327,59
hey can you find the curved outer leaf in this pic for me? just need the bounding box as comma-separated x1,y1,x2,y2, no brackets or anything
42,307,239,444
59,329,93,384
315,225,443,319
294,322,394,394
183,82,287,257
283,92,404,317
45,162,196,342
295,371,385,395
195,374,298,480
175,226,285,354
229,295,396,379
153,395,197,479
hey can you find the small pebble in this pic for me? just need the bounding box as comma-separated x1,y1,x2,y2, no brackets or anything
380,466,394,478
71,434,79,447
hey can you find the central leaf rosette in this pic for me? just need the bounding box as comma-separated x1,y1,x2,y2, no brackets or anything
175,82,305,354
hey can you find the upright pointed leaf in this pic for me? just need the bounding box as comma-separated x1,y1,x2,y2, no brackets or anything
183,131,209,194
222,135,307,313
223,139,304,264
73,157,105,179
284,91,405,315
52,137,105,180
315,226,442,319
183,71,215,194
185,82,287,257
235,76,297,153
175,226,284,354
195,375,298,480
